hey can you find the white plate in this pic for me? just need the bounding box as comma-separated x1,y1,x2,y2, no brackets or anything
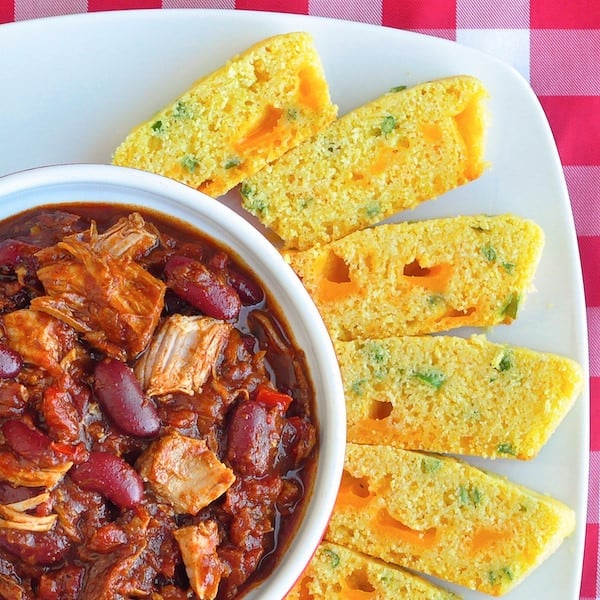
0,9,589,599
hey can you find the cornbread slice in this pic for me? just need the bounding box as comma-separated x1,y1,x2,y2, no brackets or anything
286,541,461,599
112,32,337,197
284,214,544,340
338,334,583,459
327,443,575,596
241,75,488,249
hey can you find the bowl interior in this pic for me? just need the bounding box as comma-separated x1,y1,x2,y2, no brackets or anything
0,163,346,598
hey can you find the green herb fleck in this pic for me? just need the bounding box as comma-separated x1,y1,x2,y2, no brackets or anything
497,442,517,456
241,184,268,215
365,342,390,379
364,202,381,217
389,85,407,93
496,351,513,372
428,294,445,306
173,100,191,119
500,293,520,319
502,262,516,274
421,457,442,474
488,567,514,586
458,484,482,506
380,115,396,135
413,369,446,390
181,154,198,173
481,244,497,262
287,107,299,121
151,120,163,133
323,548,340,568
350,379,366,396
224,157,241,169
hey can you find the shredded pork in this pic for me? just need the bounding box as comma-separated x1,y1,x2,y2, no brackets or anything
137,431,235,515
135,314,232,397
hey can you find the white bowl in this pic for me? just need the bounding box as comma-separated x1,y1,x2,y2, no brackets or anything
0,163,346,599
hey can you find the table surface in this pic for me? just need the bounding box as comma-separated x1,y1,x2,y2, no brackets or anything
1,1,598,599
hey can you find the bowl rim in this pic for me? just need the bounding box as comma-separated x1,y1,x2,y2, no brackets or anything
0,163,346,599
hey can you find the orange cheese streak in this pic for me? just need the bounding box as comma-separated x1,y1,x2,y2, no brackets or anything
235,106,283,153
470,527,511,554
298,65,329,111
336,471,438,550
375,508,438,550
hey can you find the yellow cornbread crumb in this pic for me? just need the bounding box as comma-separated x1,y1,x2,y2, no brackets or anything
112,32,337,197
241,75,488,249
286,540,461,599
284,214,544,339
327,443,575,596
337,334,583,459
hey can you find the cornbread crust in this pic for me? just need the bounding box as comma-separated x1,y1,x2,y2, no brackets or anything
241,75,488,249
112,32,337,197
284,214,544,340
327,443,575,596
337,334,583,459
286,540,461,599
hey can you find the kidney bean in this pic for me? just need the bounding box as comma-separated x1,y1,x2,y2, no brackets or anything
0,482,45,505
0,381,27,418
164,255,241,321
0,529,70,566
0,238,38,269
226,400,283,477
227,269,264,306
38,564,84,600
1,420,58,467
69,451,144,509
94,358,160,438
0,342,22,379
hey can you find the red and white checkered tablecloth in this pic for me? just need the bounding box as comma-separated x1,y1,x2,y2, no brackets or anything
1,0,598,598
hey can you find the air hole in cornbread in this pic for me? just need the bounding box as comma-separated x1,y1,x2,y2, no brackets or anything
345,568,376,593
402,260,452,294
369,400,393,420
317,251,361,302
336,470,372,510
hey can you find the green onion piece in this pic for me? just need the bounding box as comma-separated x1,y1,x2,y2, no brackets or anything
181,155,198,173
350,379,366,396
458,484,482,506
500,293,520,319
421,457,442,473
502,262,516,274
151,120,162,133
497,351,513,372
389,85,407,92
323,548,340,568
380,115,396,135
364,202,381,217
173,100,190,119
224,157,241,169
413,369,446,390
481,244,497,262
497,442,517,455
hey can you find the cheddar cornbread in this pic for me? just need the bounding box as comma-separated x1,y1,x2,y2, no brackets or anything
286,541,461,599
284,214,544,340
112,32,337,197
337,334,582,459
326,443,575,596
241,75,488,249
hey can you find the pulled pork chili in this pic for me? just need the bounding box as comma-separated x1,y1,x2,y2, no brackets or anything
0,205,317,600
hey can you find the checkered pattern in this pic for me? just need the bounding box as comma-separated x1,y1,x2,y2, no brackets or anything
1,0,599,597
